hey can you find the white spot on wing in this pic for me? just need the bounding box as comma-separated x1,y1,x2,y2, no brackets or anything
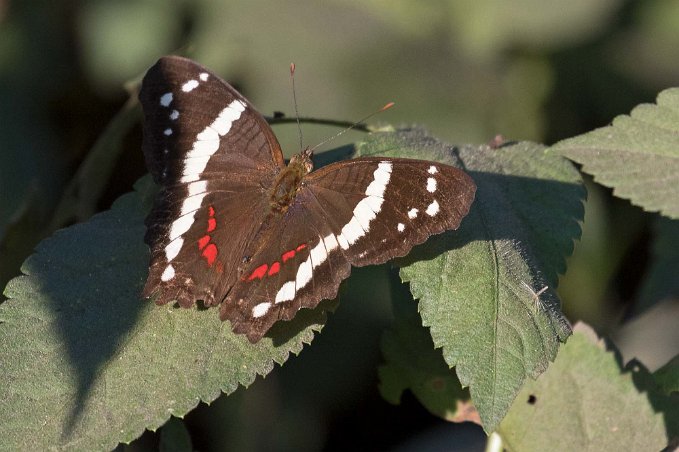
397,223,405,232
336,161,393,248
275,281,296,303
310,240,328,269
364,195,383,213
199,72,209,81
180,193,206,216
189,139,219,158
323,234,339,252
180,174,199,183
354,199,377,230
252,302,272,318
179,100,246,184
164,128,173,136
341,216,365,245
365,162,392,197
427,177,437,193
160,93,173,107
426,200,440,216
187,181,207,196
211,101,247,135
182,80,199,92
428,165,438,174
161,265,175,281
336,233,350,250
182,155,211,175
169,110,179,120
196,128,219,143
296,259,313,288
408,208,418,219
165,237,184,261
169,215,194,241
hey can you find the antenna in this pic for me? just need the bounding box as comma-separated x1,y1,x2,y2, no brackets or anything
290,63,303,151
285,63,394,152
308,101,395,153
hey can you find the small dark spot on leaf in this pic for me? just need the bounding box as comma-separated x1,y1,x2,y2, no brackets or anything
527,394,537,405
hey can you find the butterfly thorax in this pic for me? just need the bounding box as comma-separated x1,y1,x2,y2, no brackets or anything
269,148,313,212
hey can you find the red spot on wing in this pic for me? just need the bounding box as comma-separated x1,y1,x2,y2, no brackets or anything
282,250,296,263
198,235,210,250
268,261,281,276
244,243,308,283
197,206,218,266
202,243,218,266
248,264,269,281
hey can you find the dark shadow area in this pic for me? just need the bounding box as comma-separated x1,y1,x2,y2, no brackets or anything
626,358,679,440
26,193,151,439
267,298,338,347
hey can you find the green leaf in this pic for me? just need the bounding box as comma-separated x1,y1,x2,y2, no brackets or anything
550,87,679,219
358,129,584,431
378,273,472,422
654,354,679,396
498,323,677,451
635,217,679,314
0,177,332,450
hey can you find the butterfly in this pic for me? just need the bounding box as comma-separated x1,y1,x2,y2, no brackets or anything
139,56,476,342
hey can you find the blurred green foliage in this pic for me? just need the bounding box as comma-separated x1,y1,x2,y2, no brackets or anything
1,0,677,450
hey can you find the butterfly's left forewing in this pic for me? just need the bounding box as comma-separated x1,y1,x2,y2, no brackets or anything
140,56,285,308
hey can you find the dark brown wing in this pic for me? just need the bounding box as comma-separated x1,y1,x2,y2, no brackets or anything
139,56,284,308
221,157,476,342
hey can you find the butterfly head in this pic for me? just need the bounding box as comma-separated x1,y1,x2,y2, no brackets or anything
289,148,313,173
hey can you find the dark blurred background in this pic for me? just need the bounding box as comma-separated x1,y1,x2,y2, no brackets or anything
1,1,677,450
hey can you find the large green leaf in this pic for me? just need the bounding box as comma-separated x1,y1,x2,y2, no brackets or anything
498,323,677,451
0,177,332,450
550,87,679,219
358,129,583,431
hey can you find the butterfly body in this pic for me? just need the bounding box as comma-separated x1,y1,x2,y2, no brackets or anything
140,56,476,342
